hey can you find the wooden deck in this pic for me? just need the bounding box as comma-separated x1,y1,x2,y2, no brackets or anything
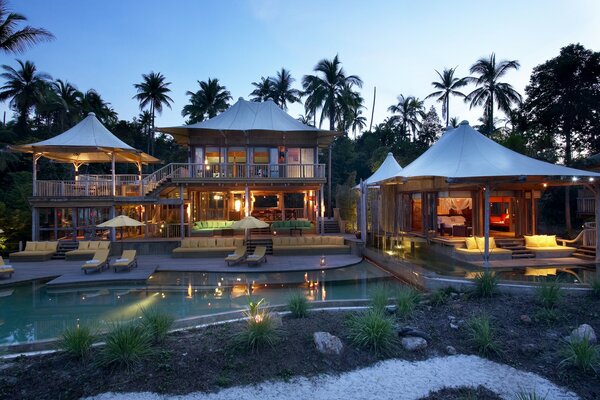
0,254,362,288
468,257,597,269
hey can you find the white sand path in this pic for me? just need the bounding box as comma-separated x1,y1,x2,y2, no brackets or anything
85,355,579,400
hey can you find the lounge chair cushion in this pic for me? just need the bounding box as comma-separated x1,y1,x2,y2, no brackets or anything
88,241,100,250
24,241,36,251
475,237,496,250
98,241,110,250
35,242,47,251
78,241,90,250
465,237,477,250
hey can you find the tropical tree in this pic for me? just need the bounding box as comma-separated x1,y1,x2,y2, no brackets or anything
249,76,273,102
182,78,231,124
449,117,460,128
52,79,81,130
0,0,53,54
425,67,467,127
336,83,366,137
302,55,363,131
387,95,426,141
465,53,522,135
419,106,443,145
0,59,51,131
269,68,302,110
133,71,173,154
79,89,117,125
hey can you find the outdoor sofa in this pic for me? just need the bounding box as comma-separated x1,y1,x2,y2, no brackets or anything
270,220,314,234
65,241,111,260
271,236,350,256
191,221,240,236
10,241,58,262
524,235,576,258
454,237,512,261
172,238,245,258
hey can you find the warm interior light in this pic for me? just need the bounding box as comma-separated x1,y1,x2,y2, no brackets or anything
542,183,548,188
187,282,192,298
589,177,595,182
234,199,241,212
572,177,579,182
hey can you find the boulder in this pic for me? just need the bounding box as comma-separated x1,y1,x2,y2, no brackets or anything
313,331,344,355
445,345,457,355
569,324,597,344
395,325,431,341
401,336,427,351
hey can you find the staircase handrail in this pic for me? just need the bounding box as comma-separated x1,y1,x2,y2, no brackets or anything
556,229,586,247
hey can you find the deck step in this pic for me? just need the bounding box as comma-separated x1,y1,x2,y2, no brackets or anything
52,241,78,259
247,238,273,255
573,252,595,260
511,253,536,259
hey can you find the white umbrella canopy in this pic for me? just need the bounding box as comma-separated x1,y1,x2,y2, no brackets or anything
97,215,145,228
231,216,269,230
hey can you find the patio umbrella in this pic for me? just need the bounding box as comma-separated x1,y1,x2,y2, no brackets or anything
231,216,269,242
97,215,145,252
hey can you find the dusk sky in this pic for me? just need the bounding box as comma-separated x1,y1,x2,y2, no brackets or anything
3,0,600,132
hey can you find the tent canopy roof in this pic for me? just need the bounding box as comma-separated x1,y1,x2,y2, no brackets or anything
158,98,340,147
12,112,159,164
393,121,600,181
355,152,403,189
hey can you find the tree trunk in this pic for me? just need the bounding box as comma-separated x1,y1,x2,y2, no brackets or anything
445,95,449,127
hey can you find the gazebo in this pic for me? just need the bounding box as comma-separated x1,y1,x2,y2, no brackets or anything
380,121,600,264
12,112,159,196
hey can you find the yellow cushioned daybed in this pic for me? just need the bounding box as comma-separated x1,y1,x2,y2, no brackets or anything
454,237,512,261
524,235,576,258
65,241,111,260
172,238,245,258
272,236,350,256
10,241,58,262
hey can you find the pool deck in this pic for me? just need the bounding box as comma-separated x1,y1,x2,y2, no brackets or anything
468,257,596,269
0,254,362,287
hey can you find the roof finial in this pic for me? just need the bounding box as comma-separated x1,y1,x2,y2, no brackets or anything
88,112,96,117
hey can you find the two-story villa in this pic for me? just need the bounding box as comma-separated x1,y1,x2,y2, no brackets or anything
16,98,338,242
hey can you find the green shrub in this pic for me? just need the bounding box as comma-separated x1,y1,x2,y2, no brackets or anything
369,285,391,313
98,323,154,370
514,390,547,400
395,286,421,317
58,325,95,360
140,308,174,343
287,292,309,318
467,315,501,357
473,270,498,298
236,309,281,351
534,307,560,324
560,337,599,373
536,280,562,309
590,279,600,299
247,297,265,318
429,288,449,306
346,309,397,355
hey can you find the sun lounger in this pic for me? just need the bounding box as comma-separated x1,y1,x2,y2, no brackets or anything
81,250,110,274
112,250,137,272
246,246,267,266
225,244,247,266
0,256,14,279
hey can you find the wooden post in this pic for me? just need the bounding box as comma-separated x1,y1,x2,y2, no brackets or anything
320,184,325,235
179,185,185,240
32,153,40,196
245,186,250,217
483,184,490,268
595,184,600,262
111,152,116,196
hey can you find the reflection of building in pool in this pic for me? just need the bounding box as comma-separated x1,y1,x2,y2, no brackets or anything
359,121,600,264
14,99,340,241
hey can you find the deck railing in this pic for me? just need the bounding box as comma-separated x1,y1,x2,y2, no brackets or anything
34,163,326,197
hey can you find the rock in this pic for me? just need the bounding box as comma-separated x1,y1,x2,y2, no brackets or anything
385,305,397,315
520,314,532,324
401,336,428,351
445,345,457,355
569,324,597,344
396,327,431,341
450,323,459,330
313,331,344,355
448,315,456,321
450,292,459,300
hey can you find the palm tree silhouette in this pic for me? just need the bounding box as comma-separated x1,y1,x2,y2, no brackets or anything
182,78,231,124
425,67,467,127
466,53,522,135
133,72,173,154
0,0,53,54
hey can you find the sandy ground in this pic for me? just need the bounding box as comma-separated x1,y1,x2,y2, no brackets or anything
85,355,579,400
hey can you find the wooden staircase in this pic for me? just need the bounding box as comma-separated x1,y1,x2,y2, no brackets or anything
495,238,535,259
573,246,596,260
247,238,273,255
320,218,341,234
53,241,78,259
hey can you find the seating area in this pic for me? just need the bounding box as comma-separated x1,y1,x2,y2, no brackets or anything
81,249,110,274
272,236,350,255
172,237,245,258
437,215,467,235
524,235,576,258
65,241,111,260
454,237,512,261
0,256,14,279
191,220,238,236
10,241,58,262
271,220,314,234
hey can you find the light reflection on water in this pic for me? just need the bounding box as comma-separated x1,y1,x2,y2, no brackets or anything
0,260,404,345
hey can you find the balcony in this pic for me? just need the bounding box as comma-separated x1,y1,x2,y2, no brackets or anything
33,163,326,198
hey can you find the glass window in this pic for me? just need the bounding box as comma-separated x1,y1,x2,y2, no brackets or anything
287,148,300,164
194,147,204,164
228,147,246,164
253,147,269,164
205,147,221,164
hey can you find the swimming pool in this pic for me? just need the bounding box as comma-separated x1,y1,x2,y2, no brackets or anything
0,260,405,345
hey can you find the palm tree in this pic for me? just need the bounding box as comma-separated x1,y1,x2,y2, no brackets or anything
52,79,81,130
0,0,53,54
302,55,363,131
133,72,173,154
0,59,51,131
465,53,522,135
388,95,426,141
269,68,302,110
249,77,273,102
336,82,365,137
182,78,232,124
425,67,467,127
79,89,117,125
449,116,460,128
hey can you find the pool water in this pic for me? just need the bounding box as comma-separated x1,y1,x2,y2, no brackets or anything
0,260,405,345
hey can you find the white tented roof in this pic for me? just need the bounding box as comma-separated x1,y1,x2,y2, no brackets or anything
358,152,403,188
159,98,339,145
12,112,158,164
396,121,600,179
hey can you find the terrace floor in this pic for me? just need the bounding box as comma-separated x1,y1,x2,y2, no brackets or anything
0,254,362,288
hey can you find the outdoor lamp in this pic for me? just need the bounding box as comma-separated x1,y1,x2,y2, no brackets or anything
320,255,326,267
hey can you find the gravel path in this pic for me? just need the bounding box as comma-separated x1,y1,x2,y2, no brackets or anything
86,355,579,400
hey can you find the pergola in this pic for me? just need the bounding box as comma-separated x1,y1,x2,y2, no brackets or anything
372,121,600,264
12,112,159,196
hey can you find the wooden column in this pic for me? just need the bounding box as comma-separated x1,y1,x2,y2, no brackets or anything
32,153,40,196
179,185,185,240
483,184,491,268
111,152,116,196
